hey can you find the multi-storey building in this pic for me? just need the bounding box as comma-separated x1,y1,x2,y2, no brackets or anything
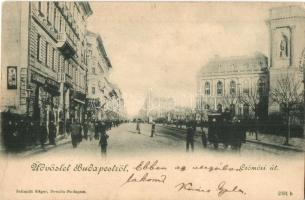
196,52,269,119
86,31,113,120
1,2,92,129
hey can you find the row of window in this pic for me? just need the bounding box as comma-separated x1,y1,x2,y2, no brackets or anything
36,2,85,40
202,80,266,96
36,34,85,89
214,61,266,72
35,2,87,65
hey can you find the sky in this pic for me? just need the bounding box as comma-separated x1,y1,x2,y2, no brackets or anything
87,2,294,117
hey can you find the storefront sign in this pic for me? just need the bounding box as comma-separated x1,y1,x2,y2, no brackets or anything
20,68,28,106
46,78,60,89
7,66,17,89
31,71,46,85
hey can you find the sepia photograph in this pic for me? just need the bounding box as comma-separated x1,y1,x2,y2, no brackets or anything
0,1,304,200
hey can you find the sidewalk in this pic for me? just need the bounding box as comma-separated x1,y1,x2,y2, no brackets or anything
159,124,305,152
13,135,71,157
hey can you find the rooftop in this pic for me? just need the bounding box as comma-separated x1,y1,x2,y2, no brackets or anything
269,5,305,20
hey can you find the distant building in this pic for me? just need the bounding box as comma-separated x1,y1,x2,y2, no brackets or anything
86,31,112,120
140,91,175,121
86,31,125,121
196,52,269,119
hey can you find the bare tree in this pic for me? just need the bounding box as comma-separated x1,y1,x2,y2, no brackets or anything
270,73,303,145
239,88,263,140
221,93,239,114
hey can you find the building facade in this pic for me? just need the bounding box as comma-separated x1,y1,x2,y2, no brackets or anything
196,52,269,119
86,31,125,121
86,31,112,120
1,2,92,129
267,6,305,113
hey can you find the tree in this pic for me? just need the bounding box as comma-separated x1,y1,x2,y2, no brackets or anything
221,93,239,115
239,87,264,140
270,73,303,145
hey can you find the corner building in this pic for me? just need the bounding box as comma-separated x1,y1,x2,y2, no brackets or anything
1,2,92,130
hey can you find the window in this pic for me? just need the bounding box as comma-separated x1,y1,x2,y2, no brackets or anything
92,67,95,74
58,54,62,72
230,80,236,95
65,60,68,74
217,81,223,96
68,64,72,77
218,64,222,72
46,43,52,68
204,82,210,95
243,80,249,94
53,8,57,30
257,79,265,96
37,34,42,61
92,87,95,95
45,42,49,66
52,48,56,71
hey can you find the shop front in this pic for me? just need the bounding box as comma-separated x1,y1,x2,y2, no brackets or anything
71,91,86,123
30,71,60,124
86,98,101,121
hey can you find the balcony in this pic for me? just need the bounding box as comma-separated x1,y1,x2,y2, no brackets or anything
57,32,77,58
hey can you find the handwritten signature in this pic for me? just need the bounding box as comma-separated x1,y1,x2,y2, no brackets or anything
175,181,246,197
121,173,167,186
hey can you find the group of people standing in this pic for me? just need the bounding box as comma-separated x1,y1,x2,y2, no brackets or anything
68,119,122,155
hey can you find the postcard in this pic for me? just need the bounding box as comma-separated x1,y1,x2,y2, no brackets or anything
0,1,304,200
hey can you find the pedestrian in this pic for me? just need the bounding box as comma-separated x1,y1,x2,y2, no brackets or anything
94,120,100,140
39,121,47,150
58,110,64,135
88,120,95,141
186,123,195,152
83,119,88,140
48,106,56,145
136,119,141,134
150,122,156,137
70,119,81,148
66,118,71,136
99,122,109,156
201,130,207,148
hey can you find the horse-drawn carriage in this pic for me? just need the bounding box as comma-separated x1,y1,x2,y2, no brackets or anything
204,112,246,150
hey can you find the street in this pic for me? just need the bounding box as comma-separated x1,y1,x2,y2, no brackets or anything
26,123,302,159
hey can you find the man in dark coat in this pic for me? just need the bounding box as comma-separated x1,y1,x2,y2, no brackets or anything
136,120,141,134
71,119,81,148
186,123,195,152
83,119,88,140
99,122,109,156
48,107,56,145
39,121,47,150
150,122,156,137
